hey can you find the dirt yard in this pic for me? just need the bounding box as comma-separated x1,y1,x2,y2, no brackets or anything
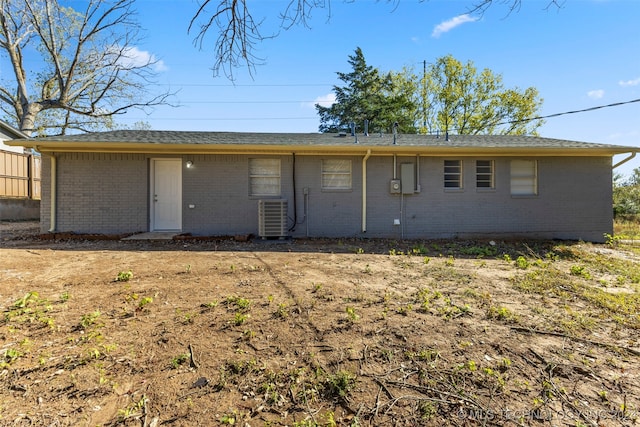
1,221,639,426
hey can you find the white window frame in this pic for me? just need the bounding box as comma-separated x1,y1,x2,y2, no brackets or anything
249,158,281,197
476,160,495,189
444,160,463,189
321,159,352,191
510,159,537,196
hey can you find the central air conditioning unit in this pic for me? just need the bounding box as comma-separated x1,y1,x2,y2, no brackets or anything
258,199,288,238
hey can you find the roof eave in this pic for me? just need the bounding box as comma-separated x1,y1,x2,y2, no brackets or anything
18,140,636,157
1,129,29,140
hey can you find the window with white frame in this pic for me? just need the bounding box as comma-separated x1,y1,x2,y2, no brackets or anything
249,158,281,197
476,160,494,189
510,159,537,195
444,160,462,189
321,159,352,190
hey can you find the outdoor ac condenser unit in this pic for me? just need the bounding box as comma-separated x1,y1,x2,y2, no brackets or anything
258,199,288,238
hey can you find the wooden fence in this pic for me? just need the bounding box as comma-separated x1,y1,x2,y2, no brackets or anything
0,150,41,200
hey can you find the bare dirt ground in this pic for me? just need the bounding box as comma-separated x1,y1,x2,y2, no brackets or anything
1,221,639,426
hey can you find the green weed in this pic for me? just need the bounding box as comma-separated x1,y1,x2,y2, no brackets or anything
325,370,356,398
345,306,359,322
459,244,497,258
137,296,153,310
406,348,440,365
176,309,197,324
220,412,237,425
487,305,518,323
203,300,219,309
397,304,413,316
117,395,147,422
5,291,55,329
275,302,289,319
234,312,249,325
115,270,133,282
418,401,438,420
226,296,251,311
515,256,530,269
604,233,621,247
1,347,22,367
170,353,189,369
79,310,102,330
60,291,71,302
12,291,41,309
570,265,591,279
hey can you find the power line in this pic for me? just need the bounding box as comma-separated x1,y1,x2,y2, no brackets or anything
122,98,639,124
121,116,318,121
159,83,333,87
179,100,319,104
502,98,640,125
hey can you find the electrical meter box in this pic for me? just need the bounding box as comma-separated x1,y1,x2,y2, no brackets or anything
400,163,415,194
389,179,401,194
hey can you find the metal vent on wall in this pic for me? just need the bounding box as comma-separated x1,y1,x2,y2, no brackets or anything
258,199,288,238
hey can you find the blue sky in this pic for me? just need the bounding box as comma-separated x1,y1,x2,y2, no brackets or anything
119,0,639,175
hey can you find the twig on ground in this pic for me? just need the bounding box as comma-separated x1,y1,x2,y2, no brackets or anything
189,343,198,369
512,327,640,357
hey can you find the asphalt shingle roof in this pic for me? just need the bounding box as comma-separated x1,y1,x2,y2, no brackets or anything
30,130,635,151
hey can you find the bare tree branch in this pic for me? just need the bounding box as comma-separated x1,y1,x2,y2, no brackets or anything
0,0,174,136
468,0,563,16
279,0,329,30
190,0,563,79
189,0,266,79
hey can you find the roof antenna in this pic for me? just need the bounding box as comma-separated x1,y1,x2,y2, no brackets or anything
392,122,398,145
436,130,439,139
445,131,449,142
350,122,355,136
364,120,369,136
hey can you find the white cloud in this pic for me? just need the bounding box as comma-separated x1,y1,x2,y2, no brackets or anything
431,14,478,38
117,46,168,72
587,89,605,99
304,93,336,109
619,77,640,87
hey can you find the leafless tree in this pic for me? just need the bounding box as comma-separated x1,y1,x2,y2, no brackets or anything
189,0,333,79
189,0,562,79
0,0,172,136
468,0,564,16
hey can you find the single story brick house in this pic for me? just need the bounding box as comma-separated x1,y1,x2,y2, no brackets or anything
7,130,637,242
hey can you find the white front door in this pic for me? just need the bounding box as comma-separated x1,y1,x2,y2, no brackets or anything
152,159,182,231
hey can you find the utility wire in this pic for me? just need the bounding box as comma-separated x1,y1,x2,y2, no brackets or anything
158,83,333,87
122,117,319,121
180,100,319,104
122,98,640,124
504,98,640,125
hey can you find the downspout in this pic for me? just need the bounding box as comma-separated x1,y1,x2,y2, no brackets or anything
362,149,371,233
613,152,636,169
415,154,420,192
48,153,57,233
288,152,297,232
